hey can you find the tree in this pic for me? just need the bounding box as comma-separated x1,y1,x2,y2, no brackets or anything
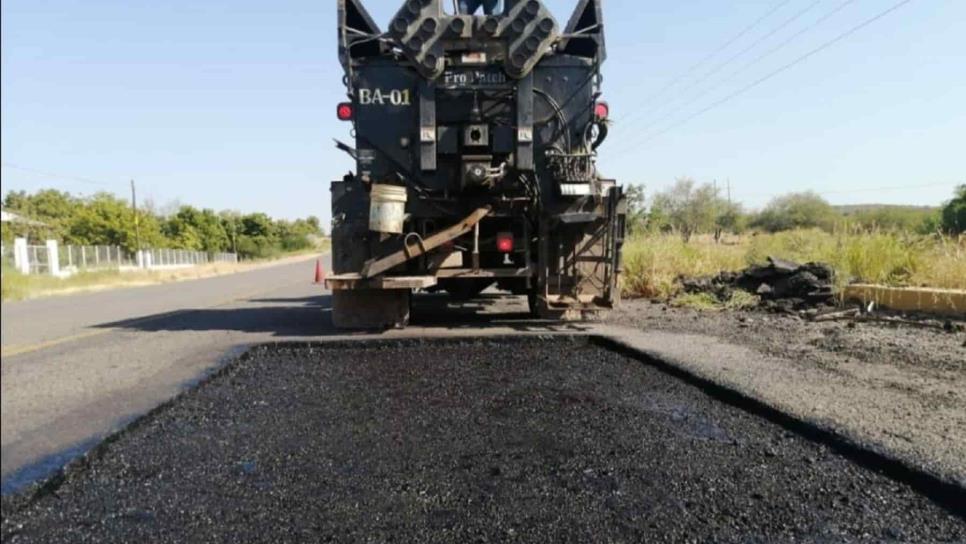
624,184,647,235
714,201,745,242
196,208,230,251
68,192,163,251
162,206,203,250
235,213,279,258
650,177,724,242
162,206,230,251
751,191,838,233
940,184,966,235
2,188,323,257
2,189,77,242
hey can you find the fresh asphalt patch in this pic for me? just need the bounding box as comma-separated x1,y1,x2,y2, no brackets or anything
2,337,963,542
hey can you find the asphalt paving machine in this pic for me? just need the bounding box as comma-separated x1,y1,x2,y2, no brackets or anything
328,0,625,328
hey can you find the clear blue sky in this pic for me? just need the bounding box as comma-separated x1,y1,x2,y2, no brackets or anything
2,0,963,220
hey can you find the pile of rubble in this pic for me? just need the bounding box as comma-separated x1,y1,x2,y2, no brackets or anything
681,257,836,312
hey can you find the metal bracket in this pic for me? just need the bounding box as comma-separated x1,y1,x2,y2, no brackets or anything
361,206,491,278
516,73,534,170
419,80,437,171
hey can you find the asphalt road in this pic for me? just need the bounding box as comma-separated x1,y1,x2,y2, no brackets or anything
3,339,962,542
1,255,332,492
1,255,573,494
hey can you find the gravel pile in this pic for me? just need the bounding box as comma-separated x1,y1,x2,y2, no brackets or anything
2,338,963,543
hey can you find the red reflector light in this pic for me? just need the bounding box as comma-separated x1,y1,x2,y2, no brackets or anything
337,102,354,121
594,101,609,120
496,232,514,253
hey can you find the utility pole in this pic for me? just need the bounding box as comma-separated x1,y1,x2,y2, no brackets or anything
131,179,142,261
711,178,718,243
713,178,719,213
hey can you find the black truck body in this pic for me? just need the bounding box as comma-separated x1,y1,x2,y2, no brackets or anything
329,0,624,328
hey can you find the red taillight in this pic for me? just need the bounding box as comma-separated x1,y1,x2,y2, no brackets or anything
337,102,354,121
496,232,514,253
594,101,609,120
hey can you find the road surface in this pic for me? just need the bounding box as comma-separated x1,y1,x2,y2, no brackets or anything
4,339,963,541
1,254,573,493
1,255,331,492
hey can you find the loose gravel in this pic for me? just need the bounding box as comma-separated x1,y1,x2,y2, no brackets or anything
607,300,966,484
2,338,963,543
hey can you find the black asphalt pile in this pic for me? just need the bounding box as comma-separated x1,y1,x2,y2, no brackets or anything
3,338,963,543
682,256,836,311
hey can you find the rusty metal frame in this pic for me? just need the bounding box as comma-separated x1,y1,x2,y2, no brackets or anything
360,206,491,279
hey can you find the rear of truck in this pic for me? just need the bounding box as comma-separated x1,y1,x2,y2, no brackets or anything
328,0,624,328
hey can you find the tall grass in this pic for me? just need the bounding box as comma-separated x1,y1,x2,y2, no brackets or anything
622,229,965,299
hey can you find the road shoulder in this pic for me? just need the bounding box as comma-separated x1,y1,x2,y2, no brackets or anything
604,301,966,487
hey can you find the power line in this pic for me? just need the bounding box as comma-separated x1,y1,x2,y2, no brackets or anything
611,0,914,153
726,0,858,92
621,0,824,138
619,0,794,128
1,162,119,188
612,0,859,155
732,181,952,201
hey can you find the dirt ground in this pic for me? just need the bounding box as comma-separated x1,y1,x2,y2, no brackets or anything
607,299,966,486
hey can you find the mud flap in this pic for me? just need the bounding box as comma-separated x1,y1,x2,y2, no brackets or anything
331,289,411,329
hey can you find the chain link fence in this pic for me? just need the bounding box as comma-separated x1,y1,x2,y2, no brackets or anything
1,243,16,268
27,245,51,274
6,238,237,277
137,248,237,268
59,245,134,271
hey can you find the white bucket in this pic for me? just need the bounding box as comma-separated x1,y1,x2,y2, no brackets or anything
369,184,408,233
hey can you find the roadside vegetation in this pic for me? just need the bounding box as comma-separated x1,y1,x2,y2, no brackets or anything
1,188,330,301
621,180,966,301
1,189,325,259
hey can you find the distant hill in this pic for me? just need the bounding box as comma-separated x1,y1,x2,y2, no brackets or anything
834,204,939,215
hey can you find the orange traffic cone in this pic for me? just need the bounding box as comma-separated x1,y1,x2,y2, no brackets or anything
314,259,325,284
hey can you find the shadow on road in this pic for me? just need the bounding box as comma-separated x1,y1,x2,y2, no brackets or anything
93,295,336,337
94,293,591,336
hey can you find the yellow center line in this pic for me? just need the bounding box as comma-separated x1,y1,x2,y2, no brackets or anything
0,282,324,359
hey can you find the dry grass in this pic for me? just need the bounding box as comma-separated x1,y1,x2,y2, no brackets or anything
671,290,761,311
622,230,965,300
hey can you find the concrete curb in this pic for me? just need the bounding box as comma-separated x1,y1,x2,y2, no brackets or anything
844,284,966,317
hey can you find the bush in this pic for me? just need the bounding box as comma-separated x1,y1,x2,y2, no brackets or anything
650,178,734,241
235,236,280,260
842,206,939,234
280,233,313,252
751,192,839,233
940,184,966,234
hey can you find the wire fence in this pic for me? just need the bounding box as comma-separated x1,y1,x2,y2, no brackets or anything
27,245,51,274
59,245,133,270
1,243,15,268
5,238,237,276
137,248,238,268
